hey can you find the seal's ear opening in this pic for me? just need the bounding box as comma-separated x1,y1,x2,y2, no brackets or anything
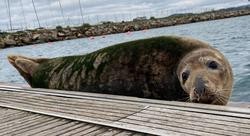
7,55,47,85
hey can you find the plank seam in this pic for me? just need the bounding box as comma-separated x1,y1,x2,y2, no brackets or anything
116,106,150,122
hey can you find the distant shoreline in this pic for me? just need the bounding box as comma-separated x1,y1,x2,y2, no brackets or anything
0,5,250,49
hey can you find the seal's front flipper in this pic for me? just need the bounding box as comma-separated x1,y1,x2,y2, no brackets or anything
8,55,47,85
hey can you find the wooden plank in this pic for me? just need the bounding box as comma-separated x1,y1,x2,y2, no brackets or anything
0,85,249,136
2,98,129,119
0,114,43,128
117,119,221,136
132,133,148,136
82,127,109,136
0,108,24,116
0,101,114,124
0,94,130,120
23,119,69,136
125,115,248,136
0,116,55,135
136,112,250,129
60,124,95,136
0,93,138,117
0,102,187,136
1,90,250,127
112,121,193,136
96,129,122,136
115,131,149,136
2,110,146,136
147,107,250,124
0,108,147,136
0,90,144,110
40,122,84,136
1,84,250,114
1,87,250,120
0,114,42,130
11,92,143,113
0,107,6,111
0,111,29,124
114,131,135,136
0,107,11,113
15,118,66,136
0,104,149,136
71,125,103,136
8,118,58,135
30,120,73,136
0,99,120,122
1,88,250,123
40,123,88,136
228,102,250,109
46,122,87,136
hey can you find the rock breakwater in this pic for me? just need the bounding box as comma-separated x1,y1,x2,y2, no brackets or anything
0,5,250,49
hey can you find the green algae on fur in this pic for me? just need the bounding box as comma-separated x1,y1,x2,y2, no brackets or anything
24,36,210,100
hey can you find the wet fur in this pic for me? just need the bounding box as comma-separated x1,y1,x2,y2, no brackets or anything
8,36,233,105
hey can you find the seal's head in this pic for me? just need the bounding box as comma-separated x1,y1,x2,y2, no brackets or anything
177,48,233,105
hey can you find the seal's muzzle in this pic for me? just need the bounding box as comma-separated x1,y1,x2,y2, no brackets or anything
194,76,206,96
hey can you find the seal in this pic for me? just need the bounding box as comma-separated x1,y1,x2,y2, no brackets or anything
8,36,233,105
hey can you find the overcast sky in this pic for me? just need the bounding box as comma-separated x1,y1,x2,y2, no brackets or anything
0,0,249,31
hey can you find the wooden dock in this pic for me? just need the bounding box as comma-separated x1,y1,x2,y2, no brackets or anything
0,84,249,136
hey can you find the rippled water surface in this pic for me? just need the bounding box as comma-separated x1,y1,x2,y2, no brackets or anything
0,15,249,102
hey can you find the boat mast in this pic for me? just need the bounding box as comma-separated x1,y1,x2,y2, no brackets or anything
31,0,41,28
20,0,28,29
6,0,12,30
58,0,67,25
79,0,84,24
48,1,59,27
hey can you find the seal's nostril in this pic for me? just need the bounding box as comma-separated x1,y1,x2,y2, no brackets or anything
194,87,206,96
195,77,206,96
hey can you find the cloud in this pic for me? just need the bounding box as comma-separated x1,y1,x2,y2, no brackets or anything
0,0,249,31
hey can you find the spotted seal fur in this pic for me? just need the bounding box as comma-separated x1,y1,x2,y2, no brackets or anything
8,36,233,105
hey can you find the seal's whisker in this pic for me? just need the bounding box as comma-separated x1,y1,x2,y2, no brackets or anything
214,96,227,104
221,89,232,91
186,98,191,102
217,95,227,100
183,61,188,66
216,98,224,104
178,96,190,102
219,97,227,104
216,95,228,103
215,91,229,98
213,90,229,104
215,92,228,99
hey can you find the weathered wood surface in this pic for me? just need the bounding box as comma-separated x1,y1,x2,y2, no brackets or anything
0,83,250,136
0,107,143,136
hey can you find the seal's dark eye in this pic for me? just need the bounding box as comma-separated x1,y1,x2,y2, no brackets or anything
182,71,189,83
208,61,218,69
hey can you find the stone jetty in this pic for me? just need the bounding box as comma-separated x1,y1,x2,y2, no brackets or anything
0,5,250,49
